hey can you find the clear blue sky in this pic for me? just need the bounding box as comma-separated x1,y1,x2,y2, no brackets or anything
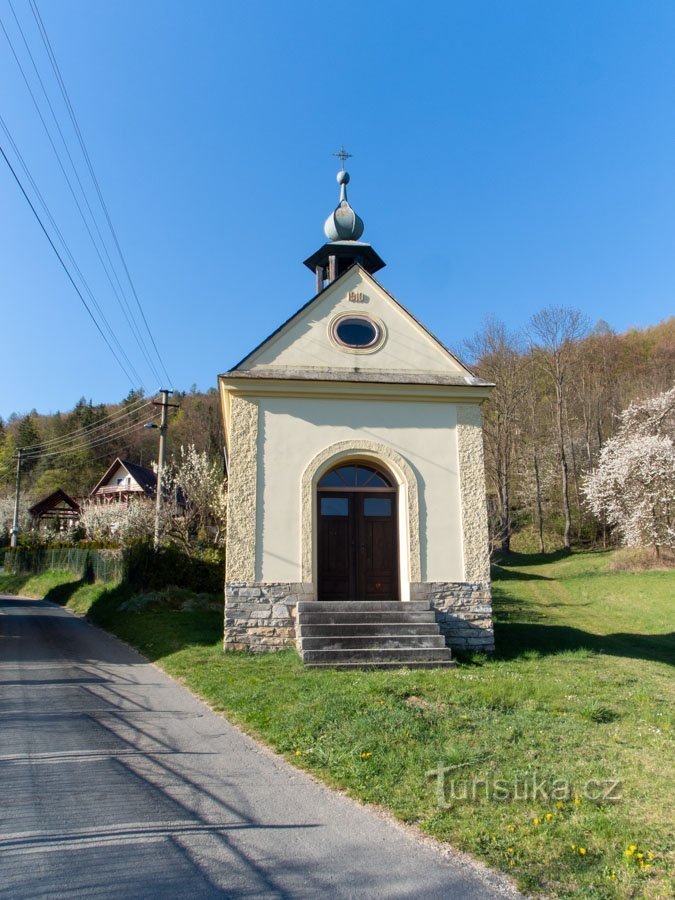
1,0,674,419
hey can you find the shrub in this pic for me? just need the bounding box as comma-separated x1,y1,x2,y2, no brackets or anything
607,546,675,572
122,542,224,594
117,586,219,613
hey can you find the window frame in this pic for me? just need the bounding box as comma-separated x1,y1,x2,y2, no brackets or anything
329,313,385,353
317,462,395,493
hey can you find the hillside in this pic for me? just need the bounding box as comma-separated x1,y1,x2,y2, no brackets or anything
1,315,673,550
0,387,223,503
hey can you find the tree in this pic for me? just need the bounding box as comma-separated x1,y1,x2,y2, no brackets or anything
161,445,227,551
0,430,17,490
0,490,28,543
16,413,42,476
79,498,155,545
529,307,589,550
518,356,558,553
465,316,525,553
583,388,675,556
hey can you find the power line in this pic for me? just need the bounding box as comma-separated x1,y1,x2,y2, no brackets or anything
29,0,173,388
76,441,159,473
0,119,145,387
0,140,140,386
0,114,146,387
6,0,163,387
19,398,152,452
29,417,157,461
18,397,153,451
0,14,148,390
22,415,158,462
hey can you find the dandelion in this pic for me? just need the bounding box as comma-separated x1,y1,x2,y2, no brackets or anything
609,873,617,879
556,801,564,809
571,844,576,850
360,752,372,759
533,818,540,826
507,824,515,832
579,848,587,856
545,813,553,820
636,852,644,859
647,852,655,859
295,750,302,756
574,796,581,805
625,849,634,857
629,845,637,851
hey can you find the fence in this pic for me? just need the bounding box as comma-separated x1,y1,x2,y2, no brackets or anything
3,548,124,584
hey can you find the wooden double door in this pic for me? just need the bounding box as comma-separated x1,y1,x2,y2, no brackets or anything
318,488,399,602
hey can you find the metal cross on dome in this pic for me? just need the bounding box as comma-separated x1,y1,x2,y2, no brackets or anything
333,146,352,170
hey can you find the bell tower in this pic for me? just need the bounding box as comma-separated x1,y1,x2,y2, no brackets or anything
303,148,386,293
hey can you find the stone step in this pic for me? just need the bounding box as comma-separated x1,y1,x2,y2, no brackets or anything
298,635,447,651
304,660,456,670
296,599,454,670
301,647,453,664
297,600,431,613
298,611,436,625
297,622,440,638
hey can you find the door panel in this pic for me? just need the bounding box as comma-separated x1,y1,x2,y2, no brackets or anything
318,489,398,601
318,493,354,600
358,494,398,601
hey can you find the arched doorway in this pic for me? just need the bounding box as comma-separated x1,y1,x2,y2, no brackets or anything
317,462,399,602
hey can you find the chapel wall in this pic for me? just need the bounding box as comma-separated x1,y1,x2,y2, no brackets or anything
256,396,464,584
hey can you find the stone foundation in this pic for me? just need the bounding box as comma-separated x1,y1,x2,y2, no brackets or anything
225,581,494,654
224,582,313,651
410,581,494,653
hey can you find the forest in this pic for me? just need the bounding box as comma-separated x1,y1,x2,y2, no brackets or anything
463,311,674,553
0,387,223,524
1,312,673,552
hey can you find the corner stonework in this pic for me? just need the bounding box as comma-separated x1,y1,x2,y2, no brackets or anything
456,403,492,585
410,581,494,653
224,395,258,584
224,583,314,651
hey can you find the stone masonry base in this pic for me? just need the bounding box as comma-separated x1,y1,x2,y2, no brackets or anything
410,581,495,652
224,581,495,654
224,582,312,651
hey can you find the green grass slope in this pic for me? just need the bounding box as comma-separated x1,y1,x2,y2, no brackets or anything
1,551,673,898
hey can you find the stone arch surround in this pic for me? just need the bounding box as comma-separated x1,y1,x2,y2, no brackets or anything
300,439,422,589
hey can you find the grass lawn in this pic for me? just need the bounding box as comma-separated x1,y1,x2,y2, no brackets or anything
1,551,673,898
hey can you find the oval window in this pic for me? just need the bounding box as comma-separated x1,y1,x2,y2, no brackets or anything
333,316,381,349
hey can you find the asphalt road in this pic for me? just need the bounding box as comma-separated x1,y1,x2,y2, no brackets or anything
0,595,519,899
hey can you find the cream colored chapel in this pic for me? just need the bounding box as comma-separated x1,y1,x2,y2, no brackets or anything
219,164,495,667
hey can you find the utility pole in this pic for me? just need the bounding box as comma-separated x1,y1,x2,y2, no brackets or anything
151,390,178,549
10,449,23,548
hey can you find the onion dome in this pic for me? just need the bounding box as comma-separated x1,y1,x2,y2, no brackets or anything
323,170,365,242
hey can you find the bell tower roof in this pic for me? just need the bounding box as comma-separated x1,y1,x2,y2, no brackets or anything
323,169,364,241
304,150,386,292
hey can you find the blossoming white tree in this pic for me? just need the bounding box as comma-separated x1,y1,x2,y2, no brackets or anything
161,445,227,551
0,491,28,540
583,388,675,556
80,498,155,545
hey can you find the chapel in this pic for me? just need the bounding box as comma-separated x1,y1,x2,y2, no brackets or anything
219,162,495,667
